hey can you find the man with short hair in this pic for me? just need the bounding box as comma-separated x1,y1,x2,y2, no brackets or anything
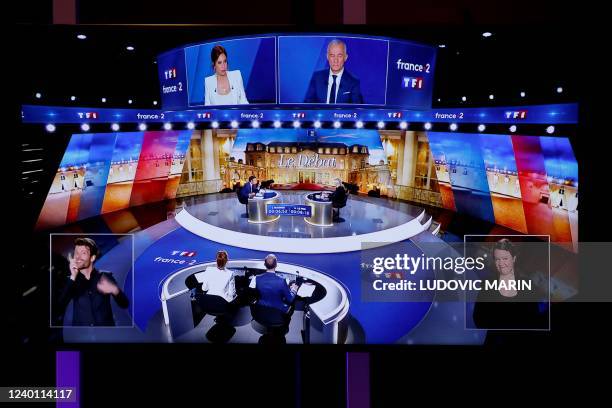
304,39,364,104
249,254,298,314
239,175,259,216
57,237,129,326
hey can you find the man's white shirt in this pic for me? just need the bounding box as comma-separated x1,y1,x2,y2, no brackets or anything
326,68,344,103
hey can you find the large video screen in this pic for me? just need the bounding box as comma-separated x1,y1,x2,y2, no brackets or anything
185,36,277,106
38,129,578,248
36,130,193,230
37,128,577,346
230,128,386,189
157,34,436,110
428,132,578,245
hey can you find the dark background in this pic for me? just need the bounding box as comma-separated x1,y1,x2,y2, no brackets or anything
7,1,609,406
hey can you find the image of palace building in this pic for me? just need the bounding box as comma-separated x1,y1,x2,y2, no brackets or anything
174,129,445,208
243,141,369,186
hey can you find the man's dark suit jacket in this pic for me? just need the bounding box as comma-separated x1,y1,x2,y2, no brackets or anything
304,69,364,104
252,273,296,314
239,182,259,203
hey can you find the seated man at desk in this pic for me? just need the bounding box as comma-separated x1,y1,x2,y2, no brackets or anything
249,254,299,324
239,175,259,215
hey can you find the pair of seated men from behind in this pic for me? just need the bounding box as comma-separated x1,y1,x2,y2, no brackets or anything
196,251,299,336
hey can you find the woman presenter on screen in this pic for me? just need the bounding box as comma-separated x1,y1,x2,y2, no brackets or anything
472,238,545,331
204,45,249,106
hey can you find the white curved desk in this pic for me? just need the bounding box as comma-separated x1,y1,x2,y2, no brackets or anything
160,260,350,343
175,206,427,253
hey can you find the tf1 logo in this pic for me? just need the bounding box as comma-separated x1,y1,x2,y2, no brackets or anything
196,113,212,119
292,112,305,119
387,112,402,119
505,110,528,119
171,250,197,257
77,112,98,119
164,68,177,80
402,77,424,89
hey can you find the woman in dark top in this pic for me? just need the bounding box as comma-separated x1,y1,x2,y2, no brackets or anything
328,178,348,219
473,239,546,330
473,282,543,329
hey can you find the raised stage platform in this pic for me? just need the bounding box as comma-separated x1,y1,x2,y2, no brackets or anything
175,190,430,253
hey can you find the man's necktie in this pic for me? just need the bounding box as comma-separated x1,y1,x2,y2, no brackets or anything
329,74,338,104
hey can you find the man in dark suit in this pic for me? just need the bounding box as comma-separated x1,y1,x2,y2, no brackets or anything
249,254,298,315
239,175,259,216
304,39,364,104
